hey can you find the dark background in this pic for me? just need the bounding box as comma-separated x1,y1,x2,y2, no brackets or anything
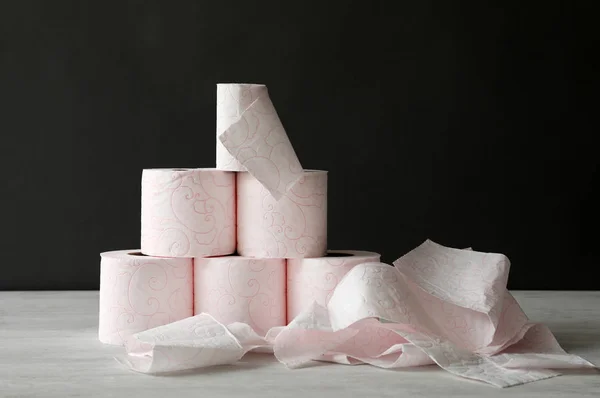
0,1,597,290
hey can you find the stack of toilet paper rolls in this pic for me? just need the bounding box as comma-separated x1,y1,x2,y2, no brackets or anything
98,84,380,344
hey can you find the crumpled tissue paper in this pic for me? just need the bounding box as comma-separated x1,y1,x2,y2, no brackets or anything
117,240,595,387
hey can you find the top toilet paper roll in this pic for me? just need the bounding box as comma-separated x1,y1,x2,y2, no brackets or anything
141,168,236,258
216,83,303,200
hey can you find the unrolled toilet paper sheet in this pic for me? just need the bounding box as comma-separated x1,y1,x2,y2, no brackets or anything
117,241,595,387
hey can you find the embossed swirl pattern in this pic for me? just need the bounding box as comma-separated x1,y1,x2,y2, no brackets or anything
194,257,286,336
98,251,193,345
141,169,236,258
286,251,381,322
237,171,327,258
217,83,303,198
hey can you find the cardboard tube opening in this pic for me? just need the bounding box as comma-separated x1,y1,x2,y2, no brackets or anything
324,253,354,258
128,252,147,257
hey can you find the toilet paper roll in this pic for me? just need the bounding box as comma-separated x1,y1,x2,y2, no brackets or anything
99,250,193,345
286,250,381,322
216,84,255,171
216,83,303,199
141,168,236,258
194,256,286,336
237,170,327,258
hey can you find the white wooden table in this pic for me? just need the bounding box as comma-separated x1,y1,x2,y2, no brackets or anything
0,291,599,397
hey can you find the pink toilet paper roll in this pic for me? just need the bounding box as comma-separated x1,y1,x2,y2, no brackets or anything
99,250,193,345
194,256,286,335
286,250,381,322
237,170,327,258
216,84,304,200
141,168,236,258
216,84,260,171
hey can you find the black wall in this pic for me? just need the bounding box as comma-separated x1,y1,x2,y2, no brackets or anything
1,1,597,290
